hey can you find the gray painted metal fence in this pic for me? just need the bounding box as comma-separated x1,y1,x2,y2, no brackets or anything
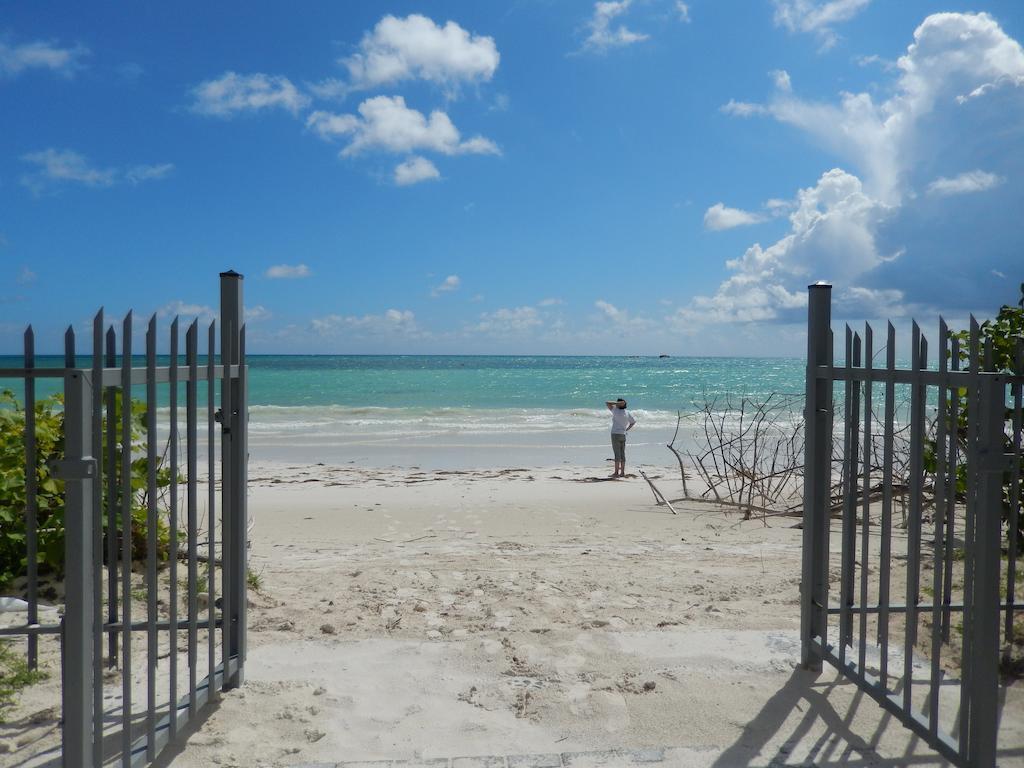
0,271,248,767
801,282,1022,767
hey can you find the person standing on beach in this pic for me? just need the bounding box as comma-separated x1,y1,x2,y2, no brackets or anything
605,398,636,478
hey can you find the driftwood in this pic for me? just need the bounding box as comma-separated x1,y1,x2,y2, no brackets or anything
638,470,677,514
669,377,927,522
681,393,805,523
666,411,690,498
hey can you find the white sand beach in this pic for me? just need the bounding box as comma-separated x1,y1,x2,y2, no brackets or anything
3,457,1023,767
143,460,1022,768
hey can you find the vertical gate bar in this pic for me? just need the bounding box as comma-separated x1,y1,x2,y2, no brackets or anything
839,326,853,664
207,322,216,693
879,322,896,689
903,322,924,712
186,321,199,716
959,318,980,757
221,270,246,688
1007,339,1022,645
801,282,832,671
968,371,1004,767
105,325,118,667
858,323,873,674
23,327,38,670
169,317,180,738
942,337,961,642
62,368,96,768
63,326,77,763
236,323,248,681
106,326,119,666
145,315,158,761
65,326,76,368
928,319,949,737
120,312,133,768
848,332,862,637
91,311,104,767
840,328,860,662
220,320,233,686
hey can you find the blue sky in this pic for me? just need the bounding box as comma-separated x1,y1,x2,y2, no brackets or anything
2,0,1022,355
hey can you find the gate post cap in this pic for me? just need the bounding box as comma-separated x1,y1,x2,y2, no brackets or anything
219,270,244,279
808,281,832,289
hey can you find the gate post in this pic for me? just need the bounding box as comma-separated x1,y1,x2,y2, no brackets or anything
220,270,246,688
968,374,1005,766
58,369,96,767
802,282,832,670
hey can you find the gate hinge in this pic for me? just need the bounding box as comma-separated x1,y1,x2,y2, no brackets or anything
50,458,98,480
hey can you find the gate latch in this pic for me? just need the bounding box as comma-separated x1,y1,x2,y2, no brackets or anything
50,458,98,480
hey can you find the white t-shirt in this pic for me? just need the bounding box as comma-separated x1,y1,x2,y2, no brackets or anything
610,408,636,434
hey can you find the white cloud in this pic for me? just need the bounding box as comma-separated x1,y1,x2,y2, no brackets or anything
19,149,175,195
594,300,653,330
266,264,311,279
312,309,418,336
582,0,649,53
733,13,1024,205
678,169,893,324
159,301,217,323
307,96,500,157
771,69,792,92
245,305,272,322
773,0,871,50
125,163,174,184
305,111,360,139
855,54,895,70
306,78,347,101
190,72,310,117
343,14,499,94
17,266,36,285
703,203,767,231
472,306,542,334
720,99,766,118
538,297,564,307
21,149,116,190
431,274,461,297
675,2,691,23
395,156,441,186
926,169,1004,197
834,286,908,317
992,269,1007,279
0,37,88,78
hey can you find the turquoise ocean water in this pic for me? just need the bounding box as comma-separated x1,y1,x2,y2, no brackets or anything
1,355,805,467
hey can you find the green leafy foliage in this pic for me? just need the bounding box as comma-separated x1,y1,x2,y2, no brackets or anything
0,389,173,588
925,282,1024,550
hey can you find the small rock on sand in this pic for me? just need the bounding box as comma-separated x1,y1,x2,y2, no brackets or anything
320,623,336,635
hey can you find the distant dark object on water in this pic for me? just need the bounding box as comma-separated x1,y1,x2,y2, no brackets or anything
659,354,670,358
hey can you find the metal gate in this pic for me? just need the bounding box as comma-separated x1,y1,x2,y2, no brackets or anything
800,282,1021,766
0,271,248,767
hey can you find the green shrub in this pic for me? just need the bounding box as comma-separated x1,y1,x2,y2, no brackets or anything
925,282,1024,550
0,389,173,589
